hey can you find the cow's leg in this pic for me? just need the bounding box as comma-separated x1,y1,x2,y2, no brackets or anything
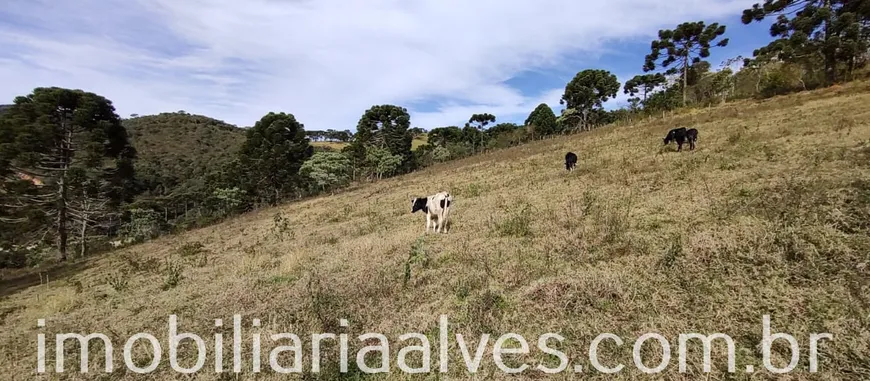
425,213,431,233
441,209,449,233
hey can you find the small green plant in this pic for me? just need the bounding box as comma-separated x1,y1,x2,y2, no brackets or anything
465,183,483,198
658,234,684,269
105,270,130,293
177,241,205,257
162,259,184,290
193,252,209,267
761,144,777,161
268,274,296,285
727,132,742,144
119,253,161,273
271,211,294,241
600,208,629,244
68,279,84,294
403,236,429,287
177,242,209,267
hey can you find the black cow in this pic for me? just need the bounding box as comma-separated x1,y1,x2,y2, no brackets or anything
565,152,577,171
685,128,698,151
663,127,691,152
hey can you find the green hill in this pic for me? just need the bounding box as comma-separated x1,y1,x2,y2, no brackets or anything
123,112,247,197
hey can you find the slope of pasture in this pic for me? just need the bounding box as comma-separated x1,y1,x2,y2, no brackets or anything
2,83,870,380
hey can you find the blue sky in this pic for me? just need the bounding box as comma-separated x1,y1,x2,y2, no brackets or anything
0,0,774,131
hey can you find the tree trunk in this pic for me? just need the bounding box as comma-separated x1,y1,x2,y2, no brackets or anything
823,0,836,85
57,179,68,261
57,116,72,262
79,216,87,259
682,58,689,106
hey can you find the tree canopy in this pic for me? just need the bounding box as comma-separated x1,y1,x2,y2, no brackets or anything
644,21,729,105
624,73,668,108
236,112,313,205
524,103,559,136
300,151,353,194
349,104,414,177
428,126,464,147
742,0,869,84
0,87,136,260
560,69,621,129
467,113,496,130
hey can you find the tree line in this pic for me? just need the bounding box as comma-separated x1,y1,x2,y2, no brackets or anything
1,0,868,267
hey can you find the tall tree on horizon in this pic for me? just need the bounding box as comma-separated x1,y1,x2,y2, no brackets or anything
644,21,729,106
467,113,496,130
349,105,414,176
560,69,621,130
524,103,559,137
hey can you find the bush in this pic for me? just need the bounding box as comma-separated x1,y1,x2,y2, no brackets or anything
121,208,162,242
300,151,353,193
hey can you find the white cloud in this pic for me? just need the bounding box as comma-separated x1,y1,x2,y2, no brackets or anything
0,0,748,129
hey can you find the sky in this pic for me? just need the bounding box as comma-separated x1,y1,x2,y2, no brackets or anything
0,0,775,131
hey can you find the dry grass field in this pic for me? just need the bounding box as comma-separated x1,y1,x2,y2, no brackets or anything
1,82,870,380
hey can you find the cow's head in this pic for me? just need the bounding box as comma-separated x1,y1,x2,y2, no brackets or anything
411,197,428,213
663,130,675,145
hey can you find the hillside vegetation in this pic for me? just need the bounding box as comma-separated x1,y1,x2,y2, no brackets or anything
311,134,428,152
124,112,247,196
1,81,869,380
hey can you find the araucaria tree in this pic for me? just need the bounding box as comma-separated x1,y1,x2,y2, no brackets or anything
524,103,559,137
349,105,413,177
467,113,496,130
742,0,869,84
236,112,313,206
644,21,729,106
0,87,137,261
560,69,621,130
623,73,668,108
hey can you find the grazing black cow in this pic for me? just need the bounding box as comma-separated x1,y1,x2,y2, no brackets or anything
685,128,698,151
565,152,578,171
663,127,689,152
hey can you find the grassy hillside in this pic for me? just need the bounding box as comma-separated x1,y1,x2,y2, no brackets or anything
123,112,247,195
2,83,869,380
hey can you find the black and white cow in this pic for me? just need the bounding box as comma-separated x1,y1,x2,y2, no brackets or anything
411,191,454,233
565,152,578,171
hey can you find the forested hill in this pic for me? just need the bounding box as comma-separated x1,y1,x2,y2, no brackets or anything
123,112,247,199
0,104,11,114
